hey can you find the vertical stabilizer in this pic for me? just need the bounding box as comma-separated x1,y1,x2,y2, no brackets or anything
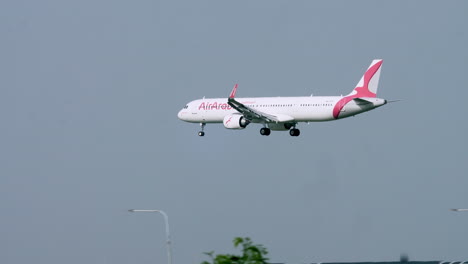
348,59,383,97
333,59,384,119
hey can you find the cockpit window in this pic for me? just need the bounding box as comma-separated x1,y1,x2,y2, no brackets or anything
184,105,188,109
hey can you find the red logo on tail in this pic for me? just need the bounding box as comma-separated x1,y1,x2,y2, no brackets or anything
332,60,383,119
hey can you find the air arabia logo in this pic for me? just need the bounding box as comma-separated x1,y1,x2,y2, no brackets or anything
332,60,382,119
198,102,232,110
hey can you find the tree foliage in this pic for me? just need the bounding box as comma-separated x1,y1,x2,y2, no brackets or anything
201,237,269,264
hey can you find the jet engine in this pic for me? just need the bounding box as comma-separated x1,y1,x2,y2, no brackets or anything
223,114,250,129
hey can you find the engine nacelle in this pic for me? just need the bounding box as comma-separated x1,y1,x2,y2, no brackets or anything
223,114,250,129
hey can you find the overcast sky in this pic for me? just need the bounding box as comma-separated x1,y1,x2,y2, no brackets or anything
2,1,468,264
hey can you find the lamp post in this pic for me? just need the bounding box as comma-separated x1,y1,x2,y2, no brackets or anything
451,208,468,212
128,209,173,264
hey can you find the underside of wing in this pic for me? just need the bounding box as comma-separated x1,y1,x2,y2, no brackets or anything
227,84,295,123
228,98,294,123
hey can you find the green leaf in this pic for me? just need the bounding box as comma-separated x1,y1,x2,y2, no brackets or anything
200,237,269,264
233,237,244,248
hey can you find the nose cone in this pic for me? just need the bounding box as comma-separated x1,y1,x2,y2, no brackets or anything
178,109,190,121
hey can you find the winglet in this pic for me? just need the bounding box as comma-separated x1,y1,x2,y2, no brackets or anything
229,84,238,99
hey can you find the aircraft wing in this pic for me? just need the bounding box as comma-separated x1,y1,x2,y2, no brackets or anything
227,84,295,123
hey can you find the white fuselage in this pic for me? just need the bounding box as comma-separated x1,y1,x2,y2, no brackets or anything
177,96,386,123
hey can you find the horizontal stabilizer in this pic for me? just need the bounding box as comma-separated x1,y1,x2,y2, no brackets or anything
352,97,387,107
353,98,374,104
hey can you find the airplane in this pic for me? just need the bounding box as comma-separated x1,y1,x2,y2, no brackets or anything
178,59,388,137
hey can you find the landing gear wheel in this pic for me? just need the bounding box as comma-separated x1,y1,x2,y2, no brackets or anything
289,128,300,137
260,127,271,136
198,131,205,137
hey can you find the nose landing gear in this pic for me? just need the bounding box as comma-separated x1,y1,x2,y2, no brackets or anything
198,123,206,136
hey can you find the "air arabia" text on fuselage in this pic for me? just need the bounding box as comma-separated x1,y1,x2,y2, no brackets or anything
198,102,232,110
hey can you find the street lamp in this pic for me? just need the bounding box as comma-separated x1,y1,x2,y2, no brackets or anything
128,209,173,264
451,208,468,212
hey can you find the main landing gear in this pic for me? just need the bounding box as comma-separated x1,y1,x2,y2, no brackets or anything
259,126,300,136
198,123,206,136
289,128,300,137
260,127,271,136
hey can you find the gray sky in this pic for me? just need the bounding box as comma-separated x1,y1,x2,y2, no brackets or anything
1,1,468,264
